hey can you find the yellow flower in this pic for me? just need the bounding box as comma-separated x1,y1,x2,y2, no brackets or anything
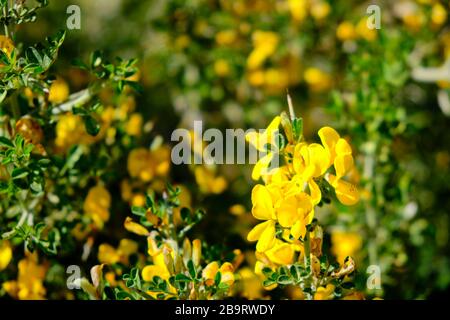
331,231,362,264
264,240,295,265
3,252,47,300
288,0,308,23
356,17,377,41
215,30,237,46
98,239,138,265
127,146,170,182
247,31,279,70
310,1,331,21
247,184,280,252
238,267,265,299
303,67,332,92
83,185,111,229
55,112,98,150
214,59,230,77
194,166,227,194
318,127,359,205
336,21,357,41
314,283,335,300
202,261,235,287
246,116,281,181
0,241,12,271
125,113,143,136
48,77,70,104
431,3,447,26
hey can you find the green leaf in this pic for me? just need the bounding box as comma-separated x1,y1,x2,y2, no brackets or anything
214,271,222,286
292,117,303,141
131,206,146,217
187,260,196,279
175,274,191,282
0,137,14,148
84,115,100,136
11,167,29,180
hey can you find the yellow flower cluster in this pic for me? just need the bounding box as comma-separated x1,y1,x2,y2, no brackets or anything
83,184,112,229
3,253,47,300
246,114,359,272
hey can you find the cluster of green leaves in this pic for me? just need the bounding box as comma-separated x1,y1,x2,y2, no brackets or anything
0,134,48,195
0,0,48,27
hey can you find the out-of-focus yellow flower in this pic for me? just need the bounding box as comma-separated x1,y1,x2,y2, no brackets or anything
55,112,100,150
3,252,47,300
48,77,69,104
331,231,362,264
131,193,146,207
314,283,335,300
83,185,111,229
98,239,138,265
127,146,170,182
310,1,331,21
229,204,246,216
194,166,227,194
202,261,235,287
214,59,231,77
304,67,332,92
0,35,14,59
0,241,12,271
356,17,378,41
336,21,357,41
238,267,265,299
288,0,308,23
125,113,143,136
174,35,191,50
15,117,46,155
264,68,290,93
402,12,424,33
247,31,279,70
215,30,237,46
247,69,265,87
431,3,447,26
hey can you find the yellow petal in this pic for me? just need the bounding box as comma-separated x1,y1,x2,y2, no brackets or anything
328,175,359,206
0,241,13,271
334,154,354,179
124,217,149,236
291,220,306,239
251,184,274,220
308,179,322,205
308,143,330,177
256,221,276,252
265,242,294,265
142,264,170,281
277,196,300,227
247,220,273,242
251,152,274,181
335,138,352,155
318,126,340,166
